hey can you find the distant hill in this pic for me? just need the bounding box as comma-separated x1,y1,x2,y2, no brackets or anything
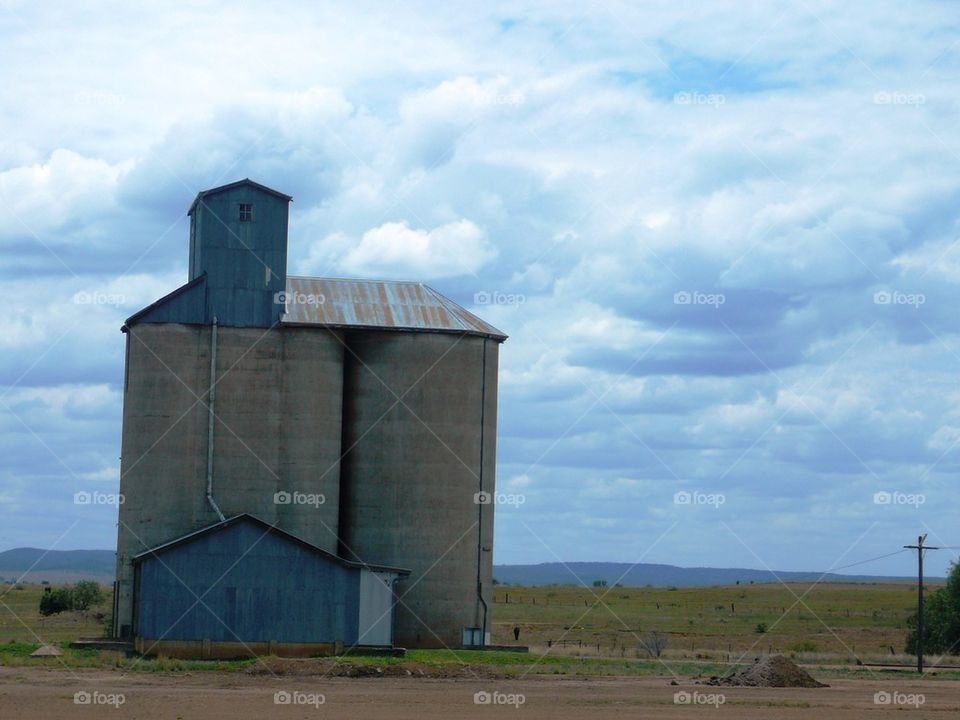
0,548,115,584
0,551,935,588
493,562,934,588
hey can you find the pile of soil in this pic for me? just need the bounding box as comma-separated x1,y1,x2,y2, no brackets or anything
707,655,828,688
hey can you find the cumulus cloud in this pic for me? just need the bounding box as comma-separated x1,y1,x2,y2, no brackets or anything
327,219,496,279
0,149,132,241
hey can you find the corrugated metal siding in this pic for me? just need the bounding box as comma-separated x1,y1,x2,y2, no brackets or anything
190,185,289,328
282,277,507,340
135,517,361,643
126,276,207,326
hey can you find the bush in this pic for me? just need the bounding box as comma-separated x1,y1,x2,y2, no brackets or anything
72,581,105,611
37,581,105,616
755,622,768,634
906,561,960,655
39,588,73,616
643,631,668,658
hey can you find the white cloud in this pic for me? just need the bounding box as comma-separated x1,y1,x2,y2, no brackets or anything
0,149,132,240
338,219,495,279
507,474,533,488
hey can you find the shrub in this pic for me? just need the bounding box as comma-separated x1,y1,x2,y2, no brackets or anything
72,581,105,611
39,588,73,616
755,622,768,634
643,631,668,658
906,561,960,655
37,581,105,616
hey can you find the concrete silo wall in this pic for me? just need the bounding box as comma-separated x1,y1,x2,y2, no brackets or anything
114,324,344,637
338,331,499,648
209,326,344,544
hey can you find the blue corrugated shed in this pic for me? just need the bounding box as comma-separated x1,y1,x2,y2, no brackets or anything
133,514,407,644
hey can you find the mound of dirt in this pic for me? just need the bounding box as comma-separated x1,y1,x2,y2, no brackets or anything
707,655,828,688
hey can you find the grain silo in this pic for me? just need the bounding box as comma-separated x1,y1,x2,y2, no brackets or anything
113,179,506,656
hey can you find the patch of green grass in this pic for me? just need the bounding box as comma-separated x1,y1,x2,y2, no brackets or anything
351,649,734,678
0,641,39,658
0,582,110,645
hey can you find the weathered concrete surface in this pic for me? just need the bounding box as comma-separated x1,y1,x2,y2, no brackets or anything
116,322,498,648
338,331,498,648
114,325,344,637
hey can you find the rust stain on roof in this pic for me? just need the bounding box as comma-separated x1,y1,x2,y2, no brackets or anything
281,277,507,341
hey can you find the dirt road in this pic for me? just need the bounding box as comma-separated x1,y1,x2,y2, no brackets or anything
0,667,954,719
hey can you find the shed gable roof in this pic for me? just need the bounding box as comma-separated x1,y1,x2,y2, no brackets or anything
132,514,409,574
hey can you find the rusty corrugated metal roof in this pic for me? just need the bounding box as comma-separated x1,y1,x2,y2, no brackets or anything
280,277,507,341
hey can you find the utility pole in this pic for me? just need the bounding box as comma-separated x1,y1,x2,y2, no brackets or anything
904,534,942,673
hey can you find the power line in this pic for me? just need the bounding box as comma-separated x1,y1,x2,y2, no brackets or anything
821,548,911,573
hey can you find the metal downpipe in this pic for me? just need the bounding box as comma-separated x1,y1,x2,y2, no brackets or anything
476,338,489,646
206,317,225,522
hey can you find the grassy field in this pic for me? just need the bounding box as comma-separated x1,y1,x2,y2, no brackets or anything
0,582,107,645
0,579,947,676
489,582,926,662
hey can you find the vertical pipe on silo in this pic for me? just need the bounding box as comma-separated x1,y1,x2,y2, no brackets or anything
206,317,225,521
476,338,488,646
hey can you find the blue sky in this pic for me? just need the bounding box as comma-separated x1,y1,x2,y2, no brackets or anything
1,1,959,577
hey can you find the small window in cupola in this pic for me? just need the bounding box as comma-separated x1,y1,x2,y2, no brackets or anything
239,203,253,222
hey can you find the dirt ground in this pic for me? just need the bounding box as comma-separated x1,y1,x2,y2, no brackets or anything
1,667,955,719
